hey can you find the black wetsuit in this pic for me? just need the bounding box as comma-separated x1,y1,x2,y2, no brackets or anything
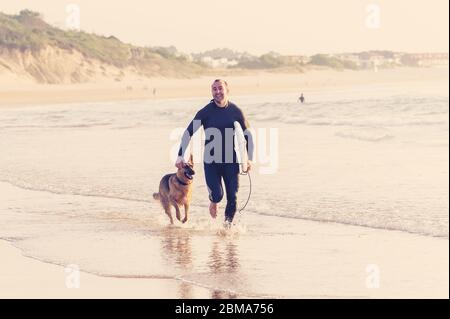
178,100,254,222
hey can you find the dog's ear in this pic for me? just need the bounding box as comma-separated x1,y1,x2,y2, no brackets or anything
188,154,194,168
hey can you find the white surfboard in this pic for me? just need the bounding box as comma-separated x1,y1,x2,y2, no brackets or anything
234,121,248,174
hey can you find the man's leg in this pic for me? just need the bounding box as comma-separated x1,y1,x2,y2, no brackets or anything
204,163,223,218
222,163,240,223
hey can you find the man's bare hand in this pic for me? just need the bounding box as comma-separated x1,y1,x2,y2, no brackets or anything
175,156,186,169
245,160,252,173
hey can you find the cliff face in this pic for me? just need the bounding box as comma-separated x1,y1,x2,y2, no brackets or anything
2,46,96,83
0,45,155,84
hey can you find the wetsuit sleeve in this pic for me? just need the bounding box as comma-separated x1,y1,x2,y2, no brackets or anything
236,108,254,161
177,110,204,158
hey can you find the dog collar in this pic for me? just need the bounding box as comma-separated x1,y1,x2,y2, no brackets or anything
176,176,189,186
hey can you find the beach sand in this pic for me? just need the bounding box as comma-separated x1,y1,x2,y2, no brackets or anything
0,67,448,299
0,239,213,299
1,67,448,107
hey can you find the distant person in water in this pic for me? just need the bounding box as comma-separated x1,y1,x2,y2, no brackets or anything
298,93,305,103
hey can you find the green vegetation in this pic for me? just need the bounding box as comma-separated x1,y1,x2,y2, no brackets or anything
0,10,46,51
309,54,359,70
233,52,359,71
0,10,206,76
234,53,303,70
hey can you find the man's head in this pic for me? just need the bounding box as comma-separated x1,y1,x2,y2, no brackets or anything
211,79,229,106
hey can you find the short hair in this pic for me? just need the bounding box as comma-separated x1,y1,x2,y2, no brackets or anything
212,79,228,87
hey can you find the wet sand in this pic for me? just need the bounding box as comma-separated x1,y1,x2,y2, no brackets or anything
1,180,448,298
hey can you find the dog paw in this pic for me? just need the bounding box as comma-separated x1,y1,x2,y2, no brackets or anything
182,217,188,223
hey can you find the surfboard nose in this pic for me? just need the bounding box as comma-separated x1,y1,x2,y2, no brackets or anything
234,121,248,173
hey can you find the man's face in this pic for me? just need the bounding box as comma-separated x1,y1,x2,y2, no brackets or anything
211,81,228,104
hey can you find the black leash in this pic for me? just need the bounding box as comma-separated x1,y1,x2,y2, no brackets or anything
238,171,252,213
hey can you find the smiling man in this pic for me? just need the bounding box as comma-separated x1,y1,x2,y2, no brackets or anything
176,79,254,227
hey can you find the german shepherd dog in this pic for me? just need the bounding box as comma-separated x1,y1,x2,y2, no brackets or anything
153,155,195,224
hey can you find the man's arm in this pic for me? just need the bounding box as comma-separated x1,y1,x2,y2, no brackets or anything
176,111,203,167
236,108,254,162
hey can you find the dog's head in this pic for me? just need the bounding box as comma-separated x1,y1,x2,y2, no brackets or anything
176,155,195,183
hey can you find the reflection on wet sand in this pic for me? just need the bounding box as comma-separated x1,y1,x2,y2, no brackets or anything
208,240,240,299
161,229,192,268
160,228,193,298
159,227,242,299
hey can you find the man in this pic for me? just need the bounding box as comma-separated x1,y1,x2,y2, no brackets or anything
298,93,305,103
176,79,254,226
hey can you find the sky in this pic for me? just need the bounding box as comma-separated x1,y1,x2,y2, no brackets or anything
1,0,448,55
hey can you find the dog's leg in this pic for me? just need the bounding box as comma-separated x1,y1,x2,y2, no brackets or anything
182,203,189,223
169,198,181,221
173,203,181,222
161,198,173,225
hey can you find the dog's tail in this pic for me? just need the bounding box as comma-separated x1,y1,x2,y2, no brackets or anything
152,192,160,200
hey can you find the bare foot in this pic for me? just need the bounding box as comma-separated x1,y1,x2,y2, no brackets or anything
209,202,218,218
